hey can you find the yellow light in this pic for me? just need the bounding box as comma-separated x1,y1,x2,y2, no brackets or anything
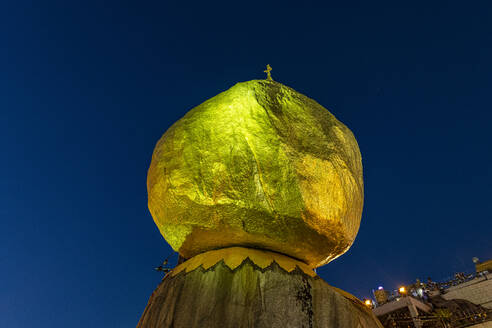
364,299,372,307
399,286,406,294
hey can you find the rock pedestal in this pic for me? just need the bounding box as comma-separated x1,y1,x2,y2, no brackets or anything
138,248,382,328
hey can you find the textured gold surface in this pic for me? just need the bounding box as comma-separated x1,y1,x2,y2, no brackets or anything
147,80,363,268
171,247,316,277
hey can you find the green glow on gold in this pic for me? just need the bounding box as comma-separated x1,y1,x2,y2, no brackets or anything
147,80,363,268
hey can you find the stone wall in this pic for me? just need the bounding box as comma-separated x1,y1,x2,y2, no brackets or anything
442,273,492,309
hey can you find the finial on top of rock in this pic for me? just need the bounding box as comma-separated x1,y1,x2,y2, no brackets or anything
263,64,273,81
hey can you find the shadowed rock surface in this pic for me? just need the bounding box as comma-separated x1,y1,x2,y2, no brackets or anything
430,295,490,314
137,260,382,328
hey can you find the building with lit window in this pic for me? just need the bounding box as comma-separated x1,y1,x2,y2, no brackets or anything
367,258,492,328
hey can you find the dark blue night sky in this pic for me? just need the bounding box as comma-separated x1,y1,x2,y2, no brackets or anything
1,1,491,327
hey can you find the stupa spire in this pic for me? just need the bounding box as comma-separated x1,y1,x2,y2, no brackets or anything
263,64,273,80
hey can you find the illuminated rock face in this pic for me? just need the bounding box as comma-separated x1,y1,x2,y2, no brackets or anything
147,80,363,268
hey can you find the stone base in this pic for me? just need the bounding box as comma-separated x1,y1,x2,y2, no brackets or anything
138,248,382,328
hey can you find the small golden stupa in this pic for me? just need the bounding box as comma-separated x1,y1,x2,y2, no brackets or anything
147,77,363,269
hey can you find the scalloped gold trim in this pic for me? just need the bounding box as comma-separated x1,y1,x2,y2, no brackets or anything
171,247,316,277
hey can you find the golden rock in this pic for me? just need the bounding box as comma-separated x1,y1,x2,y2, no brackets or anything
147,80,363,268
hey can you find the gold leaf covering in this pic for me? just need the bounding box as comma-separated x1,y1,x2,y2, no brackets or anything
171,247,316,277
147,80,363,268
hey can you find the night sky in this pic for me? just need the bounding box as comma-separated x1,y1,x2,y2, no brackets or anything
1,1,491,327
